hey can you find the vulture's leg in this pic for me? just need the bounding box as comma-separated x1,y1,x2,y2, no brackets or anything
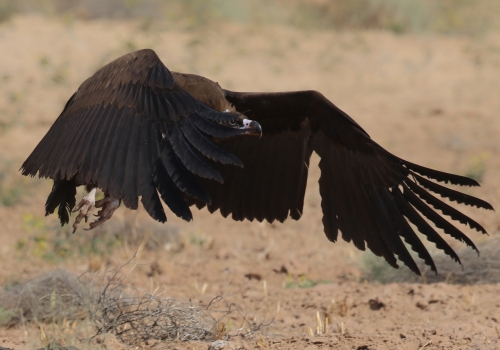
72,187,97,233
88,195,121,230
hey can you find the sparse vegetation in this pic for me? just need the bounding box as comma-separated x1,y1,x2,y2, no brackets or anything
0,258,269,348
0,162,33,207
2,0,500,35
17,214,180,262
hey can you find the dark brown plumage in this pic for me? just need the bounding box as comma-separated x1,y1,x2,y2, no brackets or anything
21,49,493,275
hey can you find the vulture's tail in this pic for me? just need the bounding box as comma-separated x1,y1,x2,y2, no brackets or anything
45,178,77,226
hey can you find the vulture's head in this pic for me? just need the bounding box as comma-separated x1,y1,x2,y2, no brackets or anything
221,112,262,137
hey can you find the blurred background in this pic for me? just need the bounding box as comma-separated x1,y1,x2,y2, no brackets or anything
2,0,500,34
0,1,499,348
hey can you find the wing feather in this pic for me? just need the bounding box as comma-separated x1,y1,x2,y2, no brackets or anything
138,121,166,223
169,123,223,183
404,179,487,233
22,49,243,224
402,159,480,187
380,187,437,273
371,184,419,273
95,108,129,193
106,110,135,199
64,107,106,179
392,186,461,264
120,112,142,209
402,183,479,252
153,158,192,221
82,106,116,184
412,172,493,210
220,89,492,274
179,118,243,166
159,137,211,204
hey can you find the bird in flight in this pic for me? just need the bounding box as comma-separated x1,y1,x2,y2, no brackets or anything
21,49,493,275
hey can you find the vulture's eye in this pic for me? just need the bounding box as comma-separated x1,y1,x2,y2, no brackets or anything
229,119,237,126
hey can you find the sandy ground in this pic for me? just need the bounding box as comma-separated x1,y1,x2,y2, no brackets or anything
0,15,499,349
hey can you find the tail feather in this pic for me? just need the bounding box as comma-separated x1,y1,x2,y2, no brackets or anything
45,178,77,226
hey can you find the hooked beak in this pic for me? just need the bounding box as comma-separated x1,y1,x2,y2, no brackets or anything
242,119,263,138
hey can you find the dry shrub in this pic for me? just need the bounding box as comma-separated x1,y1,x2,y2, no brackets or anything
86,263,222,345
362,236,500,284
85,256,266,346
0,269,87,327
0,254,266,347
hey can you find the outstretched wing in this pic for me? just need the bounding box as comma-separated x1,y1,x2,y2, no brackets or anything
190,90,493,275
21,49,248,224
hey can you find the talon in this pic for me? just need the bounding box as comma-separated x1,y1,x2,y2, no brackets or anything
72,187,97,233
88,197,121,230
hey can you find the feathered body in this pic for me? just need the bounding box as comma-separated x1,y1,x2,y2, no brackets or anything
21,49,493,275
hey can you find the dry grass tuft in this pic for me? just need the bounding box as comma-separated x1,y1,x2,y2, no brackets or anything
328,297,349,318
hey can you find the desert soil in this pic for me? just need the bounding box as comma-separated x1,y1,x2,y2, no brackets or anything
0,15,499,350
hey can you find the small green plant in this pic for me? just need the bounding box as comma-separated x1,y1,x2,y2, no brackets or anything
0,307,14,326
188,229,212,248
285,274,332,289
0,186,22,206
360,251,400,283
360,241,432,283
7,91,23,104
464,153,488,183
123,39,138,52
51,64,69,85
39,55,51,68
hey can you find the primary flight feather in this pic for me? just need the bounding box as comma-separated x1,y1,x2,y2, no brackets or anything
21,49,493,275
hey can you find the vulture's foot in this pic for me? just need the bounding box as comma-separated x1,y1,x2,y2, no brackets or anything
87,196,121,230
72,187,97,233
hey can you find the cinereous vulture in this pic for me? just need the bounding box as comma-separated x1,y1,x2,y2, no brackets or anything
21,49,493,275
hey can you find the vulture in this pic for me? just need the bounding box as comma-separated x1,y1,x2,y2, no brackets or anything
21,49,493,275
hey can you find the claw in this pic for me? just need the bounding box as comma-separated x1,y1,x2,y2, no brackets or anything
72,188,97,233
87,197,121,230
